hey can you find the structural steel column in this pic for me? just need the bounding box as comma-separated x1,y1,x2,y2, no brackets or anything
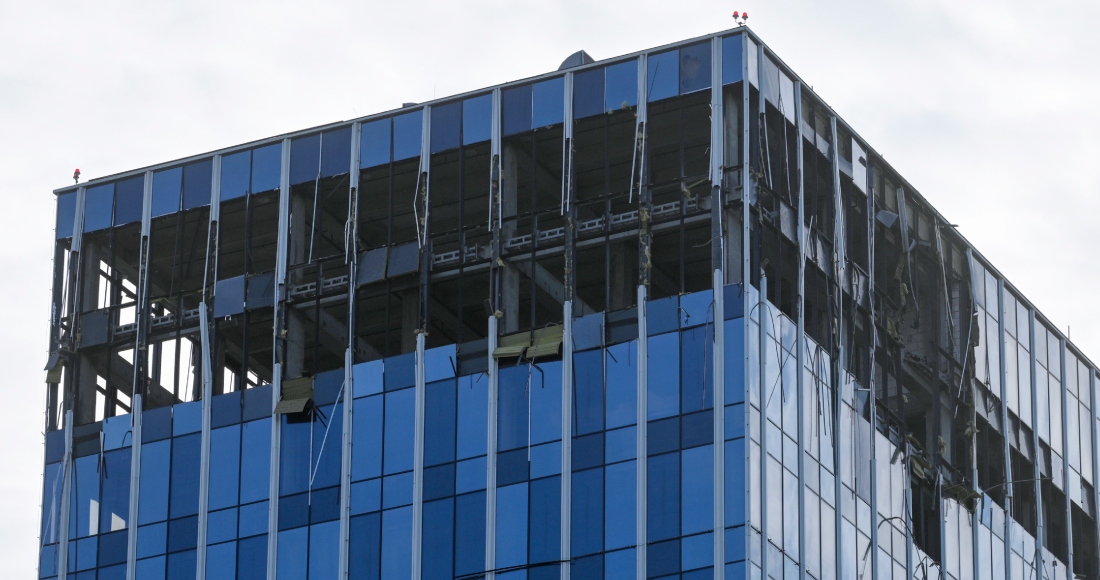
636,285,648,580
793,80,807,580
709,35,727,579
997,279,1014,580
195,154,221,580
338,120,362,580
561,302,573,580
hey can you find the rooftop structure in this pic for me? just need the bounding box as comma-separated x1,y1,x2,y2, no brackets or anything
39,26,1099,580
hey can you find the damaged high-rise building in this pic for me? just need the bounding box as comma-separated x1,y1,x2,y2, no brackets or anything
37,26,1098,580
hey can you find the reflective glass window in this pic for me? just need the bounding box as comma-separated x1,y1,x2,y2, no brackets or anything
56,192,77,239
181,159,213,210
114,176,144,226
722,35,744,85
151,167,182,218
430,101,462,153
573,68,604,120
647,50,679,102
251,143,282,194
320,126,353,178
289,133,321,186
502,84,532,137
462,94,493,145
220,151,251,202
679,42,711,94
605,60,638,112
360,118,391,169
532,77,565,128
392,110,423,162
83,184,113,233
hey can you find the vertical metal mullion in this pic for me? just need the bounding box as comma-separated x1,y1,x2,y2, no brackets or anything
1091,369,1100,578
561,302,573,580
998,279,1014,580
1060,337,1073,574
57,409,75,580
412,333,426,580
709,34,726,579
1028,307,1044,580
485,315,499,580
195,154,221,580
266,137,292,580
636,285,648,580
741,35,756,577
793,80,807,580
754,43,769,580
339,120,362,580
864,145,879,580
827,115,845,580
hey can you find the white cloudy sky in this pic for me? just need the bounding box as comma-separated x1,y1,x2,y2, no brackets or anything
1,0,1097,574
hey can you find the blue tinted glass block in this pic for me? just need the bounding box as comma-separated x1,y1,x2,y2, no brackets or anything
648,333,680,420
422,498,455,580
353,395,383,481
98,563,126,580
572,468,603,557
532,77,565,128
530,476,561,564
573,313,604,351
139,441,171,524
137,522,167,558
573,67,604,120
100,448,131,532
454,491,486,576
605,548,635,580
208,425,240,511
239,418,271,504
605,60,638,112
173,401,202,436
206,541,236,580
385,352,416,390
723,35,744,85
605,426,636,464
647,51,679,102
238,535,267,580
83,184,113,233
220,150,251,201
238,501,268,538
606,341,637,429
463,94,493,145
502,85,533,137
425,380,456,467
383,472,414,508
496,448,529,486
680,290,713,328
725,525,745,563
382,507,413,579
361,118,391,169
574,349,604,435
724,439,745,525
393,110,424,162
251,143,281,194
102,415,131,451
309,520,340,578
98,529,127,566
70,456,99,538
208,508,238,545
648,539,681,577
181,159,213,210
648,296,679,335
423,463,455,501
151,167,182,218
605,461,636,550
56,192,77,239
681,328,714,414
211,391,242,428
320,126,353,178
530,441,562,478
275,492,304,530
455,456,487,494
314,369,344,406
242,386,273,422
496,483,528,568
498,365,529,451
648,417,679,456
384,389,416,474
679,42,711,95
114,176,144,226
531,361,563,444
457,374,488,460
724,318,745,405
289,133,320,186
573,433,604,471
648,452,681,541
169,434,201,519
279,417,311,496
682,445,714,535
681,532,714,571
353,359,384,398
276,527,307,578
430,101,462,153
167,516,198,552
166,550,196,580
426,344,457,382
136,556,166,580
349,513,382,579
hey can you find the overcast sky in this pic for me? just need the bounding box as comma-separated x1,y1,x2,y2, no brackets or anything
2,0,1098,575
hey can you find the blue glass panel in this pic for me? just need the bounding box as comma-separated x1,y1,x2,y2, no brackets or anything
456,457,487,494
679,42,711,95
455,492,487,576
422,499,455,580
311,403,343,489
682,532,714,571
208,508,237,545
648,296,679,335
384,388,415,474
648,452,680,541
206,541,236,580
166,550,196,580
173,401,202,435
220,150,251,201
361,118,391,169
457,374,488,460
724,404,744,440
605,548,636,580
167,516,198,552
240,418,271,504
238,501,268,538
182,159,213,210
606,341,637,429
574,349,604,435
136,556,166,580
681,410,713,449
648,417,679,456
251,143,282,194
142,407,172,443
69,535,96,570
289,133,321,186
151,167,182,218
211,391,242,428
648,539,680,577
100,448,131,532
502,85,533,137
724,318,745,405
605,426,636,464
139,441,170,524
351,479,381,515
314,369,344,406
113,176,144,226
531,361,562,444
320,126,353,178
430,101,462,153
425,379,457,467
383,472,414,508
647,50,679,102
208,425,240,511
722,35,744,85
605,461,636,550
382,507,413,579
533,77,565,128
425,344,457,382
56,192,76,239
496,483,528,568
99,563,126,580
309,520,340,578
137,522,167,558
572,468,603,557
679,290,712,328
238,535,267,580
276,527,307,578
682,445,714,535
353,395,383,481
573,67,604,120
605,60,638,112
725,525,745,563
349,512,382,580
385,352,416,390
392,110,423,162
573,313,604,351
530,441,562,478
423,463,455,501
280,416,311,496
573,432,604,471
724,439,745,525
498,366,529,451
463,95,493,145
648,332,680,420
497,449,529,487
353,360,384,398
529,476,561,564
41,462,62,544
83,184,113,233
573,555,602,580
98,529,127,566
242,386,273,422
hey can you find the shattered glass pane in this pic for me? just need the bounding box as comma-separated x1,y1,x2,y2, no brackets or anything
679,42,711,95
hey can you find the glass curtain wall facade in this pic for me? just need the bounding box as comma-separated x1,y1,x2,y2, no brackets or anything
40,28,1100,580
